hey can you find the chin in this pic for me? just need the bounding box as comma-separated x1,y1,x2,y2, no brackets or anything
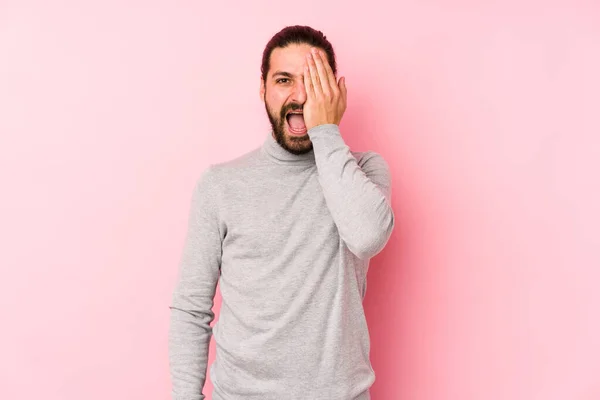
284,126,309,141
286,132,309,141
280,128,311,152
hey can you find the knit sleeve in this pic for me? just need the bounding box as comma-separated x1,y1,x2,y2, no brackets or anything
307,124,395,260
168,166,222,400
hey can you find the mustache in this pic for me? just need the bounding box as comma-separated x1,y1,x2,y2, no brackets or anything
281,103,303,117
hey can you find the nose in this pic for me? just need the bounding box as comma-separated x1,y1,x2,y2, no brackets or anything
291,78,307,104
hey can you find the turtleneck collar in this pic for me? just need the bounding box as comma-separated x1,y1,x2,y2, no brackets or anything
261,130,316,165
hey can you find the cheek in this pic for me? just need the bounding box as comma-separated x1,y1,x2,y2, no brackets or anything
267,87,288,103
272,92,285,104
268,97,285,114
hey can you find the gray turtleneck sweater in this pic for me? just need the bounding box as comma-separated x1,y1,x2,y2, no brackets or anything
168,124,395,400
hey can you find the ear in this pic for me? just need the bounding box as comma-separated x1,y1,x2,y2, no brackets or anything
259,76,265,101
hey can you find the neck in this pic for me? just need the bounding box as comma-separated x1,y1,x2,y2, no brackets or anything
261,131,315,165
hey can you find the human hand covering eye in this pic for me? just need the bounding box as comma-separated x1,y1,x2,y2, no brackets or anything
302,48,347,131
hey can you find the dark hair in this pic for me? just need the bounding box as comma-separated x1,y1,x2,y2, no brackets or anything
261,25,337,82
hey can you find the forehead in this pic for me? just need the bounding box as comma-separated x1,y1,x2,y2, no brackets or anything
269,43,313,78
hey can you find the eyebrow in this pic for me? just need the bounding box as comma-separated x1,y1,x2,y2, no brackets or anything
271,70,296,79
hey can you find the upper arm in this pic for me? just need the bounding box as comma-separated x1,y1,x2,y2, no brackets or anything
172,166,223,309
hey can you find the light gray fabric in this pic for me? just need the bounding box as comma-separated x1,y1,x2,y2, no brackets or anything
169,124,395,400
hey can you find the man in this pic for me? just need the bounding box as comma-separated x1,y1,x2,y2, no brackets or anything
168,25,395,400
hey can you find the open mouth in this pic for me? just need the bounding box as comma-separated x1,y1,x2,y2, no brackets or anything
285,111,307,135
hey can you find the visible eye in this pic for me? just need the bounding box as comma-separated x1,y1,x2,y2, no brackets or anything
276,78,290,84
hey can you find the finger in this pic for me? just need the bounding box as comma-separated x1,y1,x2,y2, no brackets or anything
303,64,314,99
320,50,338,95
312,49,332,96
339,76,347,104
306,52,322,96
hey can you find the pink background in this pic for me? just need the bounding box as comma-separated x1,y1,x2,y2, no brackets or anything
1,1,599,399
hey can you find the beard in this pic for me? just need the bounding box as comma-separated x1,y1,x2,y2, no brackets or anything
264,95,312,156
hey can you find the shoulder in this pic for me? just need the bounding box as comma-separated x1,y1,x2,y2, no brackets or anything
196,145,263,186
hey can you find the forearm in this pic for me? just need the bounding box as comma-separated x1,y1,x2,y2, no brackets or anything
169,304,213,400
307,124,395,260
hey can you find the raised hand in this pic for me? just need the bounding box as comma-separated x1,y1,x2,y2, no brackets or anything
302,47,347,131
